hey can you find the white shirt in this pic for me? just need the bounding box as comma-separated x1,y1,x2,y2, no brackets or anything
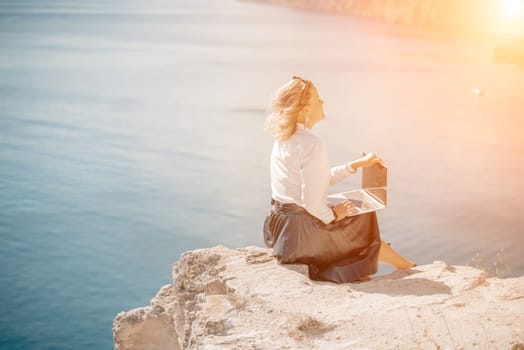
270,123,356,224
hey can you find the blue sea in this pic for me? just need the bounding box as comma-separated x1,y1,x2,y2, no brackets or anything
1,0,523,348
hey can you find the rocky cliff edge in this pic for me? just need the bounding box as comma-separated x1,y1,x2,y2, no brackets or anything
113,245,524,349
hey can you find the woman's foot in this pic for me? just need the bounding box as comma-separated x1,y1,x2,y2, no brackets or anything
378,240,416,270
352,275,372,283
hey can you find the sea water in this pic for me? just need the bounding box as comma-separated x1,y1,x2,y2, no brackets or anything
1,0,523,348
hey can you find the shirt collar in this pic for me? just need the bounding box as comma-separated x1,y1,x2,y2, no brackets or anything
296,122,309,131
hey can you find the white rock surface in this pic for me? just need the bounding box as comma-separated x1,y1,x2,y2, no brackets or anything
113,246,524,350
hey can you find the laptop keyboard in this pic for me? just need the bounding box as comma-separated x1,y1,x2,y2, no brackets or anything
343,190,384,210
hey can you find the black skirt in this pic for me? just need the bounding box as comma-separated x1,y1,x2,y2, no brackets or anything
263,199,381,283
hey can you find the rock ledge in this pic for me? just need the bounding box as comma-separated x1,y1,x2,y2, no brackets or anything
113,246,524,349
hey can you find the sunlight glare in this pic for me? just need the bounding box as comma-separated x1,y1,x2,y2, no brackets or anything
499,0,524,21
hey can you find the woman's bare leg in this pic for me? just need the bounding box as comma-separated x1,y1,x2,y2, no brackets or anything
353,241,415,283
378,240,416,270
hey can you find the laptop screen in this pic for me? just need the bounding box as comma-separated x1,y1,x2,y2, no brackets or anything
362,163,387,206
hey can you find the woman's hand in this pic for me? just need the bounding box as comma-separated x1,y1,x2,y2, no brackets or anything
332,201,357,222
347,152,384,171
361,152,383,167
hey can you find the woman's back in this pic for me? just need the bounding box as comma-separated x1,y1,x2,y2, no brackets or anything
270,124,330,206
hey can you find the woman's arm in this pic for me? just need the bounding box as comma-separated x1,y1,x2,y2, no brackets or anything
300,140,336,224
329,152,383,186
300,139,368,223
330,162,357,186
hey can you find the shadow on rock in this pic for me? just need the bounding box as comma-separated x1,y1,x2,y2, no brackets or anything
352,276,452,296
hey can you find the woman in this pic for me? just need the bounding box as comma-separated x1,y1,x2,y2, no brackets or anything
263,76,415,283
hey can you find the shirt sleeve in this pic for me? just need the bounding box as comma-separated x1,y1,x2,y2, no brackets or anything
330,163,357,186
299,139,336,225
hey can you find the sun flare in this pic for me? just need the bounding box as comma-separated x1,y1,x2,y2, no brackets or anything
499,0,524,21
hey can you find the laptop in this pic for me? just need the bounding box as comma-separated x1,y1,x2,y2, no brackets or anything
327,162,387,217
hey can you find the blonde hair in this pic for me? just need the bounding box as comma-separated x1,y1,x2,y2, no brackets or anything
264,77,313,141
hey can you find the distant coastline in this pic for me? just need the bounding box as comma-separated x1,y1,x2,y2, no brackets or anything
241,0,524,36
